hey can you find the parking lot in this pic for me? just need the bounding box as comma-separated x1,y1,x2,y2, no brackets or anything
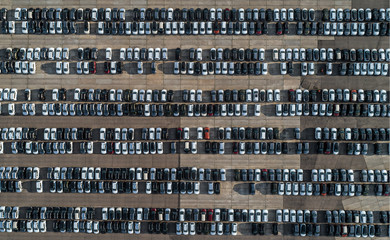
0,0,390,238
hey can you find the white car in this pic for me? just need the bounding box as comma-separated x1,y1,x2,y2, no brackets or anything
63,62,69,74
9,89,17,101
56,62,63,74
97,22,104,34
29,62,36,74
73,88,81,101
254,104,261,116
8,21,15,34
8,103,15,116
119,48,126,60
105,48,112,60
55,47,62,60
14,8,21,20
196,48,202,61
36,181,43,193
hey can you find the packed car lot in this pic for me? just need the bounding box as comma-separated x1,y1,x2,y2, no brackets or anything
0,0,389,238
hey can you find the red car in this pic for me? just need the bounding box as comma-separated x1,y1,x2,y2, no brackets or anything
207,209,214,221
204,127,210,140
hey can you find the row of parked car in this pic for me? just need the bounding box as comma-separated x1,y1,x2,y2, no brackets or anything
4,18,390,36
207,48,265,61
0,167,39,180
10,7,390,22
0,206,19,219
0,180,23,192
275,209,319,223
4,140,390,156
213,141,289,155
101,208,266,222
59,220,226,235
0,219,46,233
4,47,69,61
4,220,387,236
41,103,261,117
339,62,388,76
292,89,388,103
234,169,302,182
319,142,388,155
24,206,95,220
106,142,160,155
101,141,274,155
234,168,390,182
295,21,390,36
275,103,390,117
13,8,126,22
314,127,390,141
293,223,323,237
4,166,388,183
0,61,35,74
74,88,173,102
48,167,225,182
175,221,239,235
54,220,141,234
325,210,382,224
4,61,388,76
311,169,389,182
20,207,277,223
102,208,390,224
325,224,384,238
0,19,76,34
32,127,183,141
300,62,389,76
10,141,75,154
6,88,386,104
54,61,71,74
42,127,91,141
173,61,268,75
109,47,169,61
48,180,220,195
272,48,390,62
68,88,386,103
208,89,280,103
275,182,389,196
176,127,281,140
0,88,18,101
